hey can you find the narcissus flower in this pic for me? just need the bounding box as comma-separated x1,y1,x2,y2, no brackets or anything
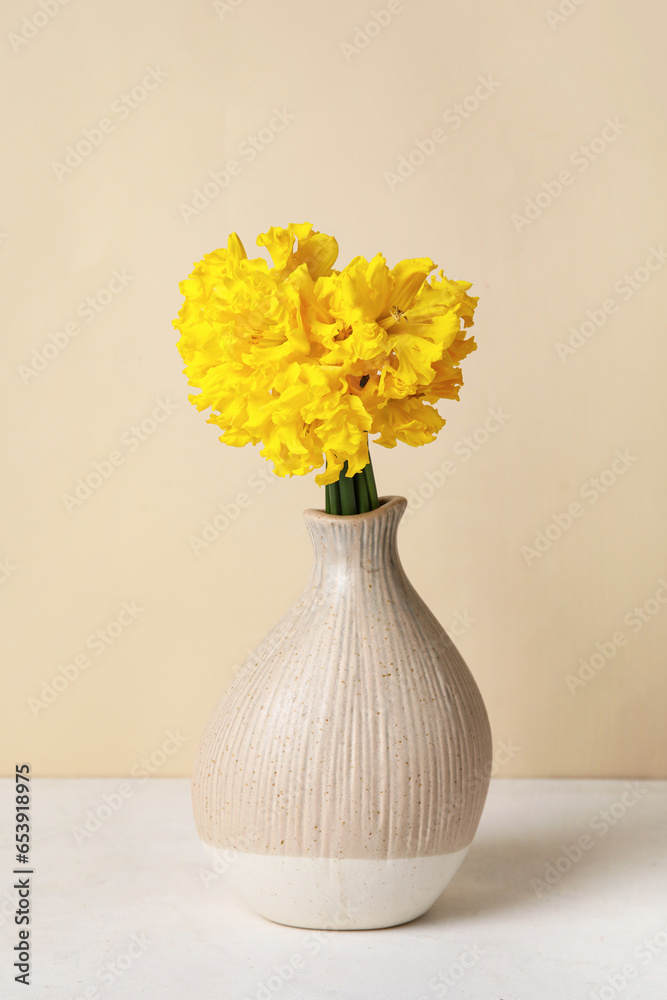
173,223,478,487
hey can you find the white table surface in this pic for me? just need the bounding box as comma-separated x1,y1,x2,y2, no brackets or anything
1,778,666,999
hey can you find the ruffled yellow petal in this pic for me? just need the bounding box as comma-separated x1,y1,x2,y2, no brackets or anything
257,223,339,280
389,257,435,313
172,224,479,482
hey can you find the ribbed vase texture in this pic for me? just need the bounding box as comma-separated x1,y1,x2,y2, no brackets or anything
192,495,492,928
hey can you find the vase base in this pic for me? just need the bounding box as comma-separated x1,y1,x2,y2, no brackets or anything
211,847,470,929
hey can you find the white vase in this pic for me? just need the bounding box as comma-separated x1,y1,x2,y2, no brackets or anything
192,495,492,930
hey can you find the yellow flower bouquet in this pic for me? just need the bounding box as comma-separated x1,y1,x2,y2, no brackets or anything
173,222,478,514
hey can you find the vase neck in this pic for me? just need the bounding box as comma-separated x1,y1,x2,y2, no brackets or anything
302,496,407,586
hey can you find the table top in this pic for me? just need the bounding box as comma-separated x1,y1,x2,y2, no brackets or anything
1,778,666,999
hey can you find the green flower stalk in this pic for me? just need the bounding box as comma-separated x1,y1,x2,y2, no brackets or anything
325,448,380,516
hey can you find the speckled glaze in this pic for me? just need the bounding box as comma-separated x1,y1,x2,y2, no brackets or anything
192,495,492,929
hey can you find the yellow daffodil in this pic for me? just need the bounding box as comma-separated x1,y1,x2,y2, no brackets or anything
173,223,478,488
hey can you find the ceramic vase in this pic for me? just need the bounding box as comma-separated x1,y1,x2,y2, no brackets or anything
192,495,492,929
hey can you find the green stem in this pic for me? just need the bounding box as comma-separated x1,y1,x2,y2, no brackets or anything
326,481,341,515
322,441,380,515
363,448,379,510
338,461,357,515
353,470,370,513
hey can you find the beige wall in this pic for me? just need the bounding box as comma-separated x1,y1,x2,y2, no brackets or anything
2,0,665,777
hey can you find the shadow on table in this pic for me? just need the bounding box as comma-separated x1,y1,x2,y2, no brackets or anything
414,819,650,926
